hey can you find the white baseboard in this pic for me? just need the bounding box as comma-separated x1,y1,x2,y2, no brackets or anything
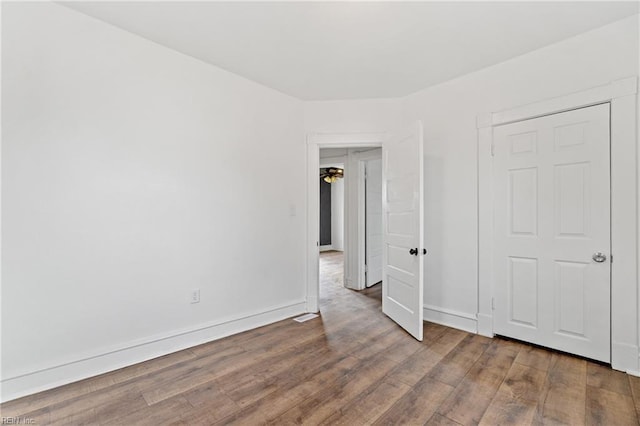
319,245,333,252
423,305,478,334
476,313,494,337
612,340,640,374
1,301,306,403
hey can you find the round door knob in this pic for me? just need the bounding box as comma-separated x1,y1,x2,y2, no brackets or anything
409,248,418,256
592,252,607,263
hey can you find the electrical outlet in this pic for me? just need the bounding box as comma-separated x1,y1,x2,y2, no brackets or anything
190,289,200,304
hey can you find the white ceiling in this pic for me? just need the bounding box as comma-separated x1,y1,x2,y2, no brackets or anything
61,1,639,101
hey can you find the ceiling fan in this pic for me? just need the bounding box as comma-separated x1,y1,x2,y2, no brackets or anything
320,167,344,183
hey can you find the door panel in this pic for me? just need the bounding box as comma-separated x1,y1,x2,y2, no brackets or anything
493,103,610,362
509,167,538,235
508,256,538,328
555,163,590,237
383,121,424,341
555,260,589,337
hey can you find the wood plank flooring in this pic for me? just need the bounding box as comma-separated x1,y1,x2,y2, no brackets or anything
2,250,639,425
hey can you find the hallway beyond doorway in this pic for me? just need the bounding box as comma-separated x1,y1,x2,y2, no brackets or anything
319,251,381,311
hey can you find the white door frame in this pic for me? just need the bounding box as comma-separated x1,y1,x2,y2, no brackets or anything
355,148,383,290
477,76,639,374
306,133,385,313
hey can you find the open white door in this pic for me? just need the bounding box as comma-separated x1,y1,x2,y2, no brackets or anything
382,121,424,341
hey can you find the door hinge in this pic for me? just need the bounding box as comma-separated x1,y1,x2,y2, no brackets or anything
491,297,495,310
364,264,368,273
490,143,495,157
610,254,613,263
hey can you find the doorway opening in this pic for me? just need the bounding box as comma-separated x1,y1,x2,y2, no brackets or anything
308,123,425,341
318,146,383,310
306,134,384,314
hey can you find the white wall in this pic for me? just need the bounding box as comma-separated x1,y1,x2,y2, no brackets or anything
319,148,348,159
2,2,306,401
304,98,402,135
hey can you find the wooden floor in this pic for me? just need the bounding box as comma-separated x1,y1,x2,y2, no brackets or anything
2,250,639,425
